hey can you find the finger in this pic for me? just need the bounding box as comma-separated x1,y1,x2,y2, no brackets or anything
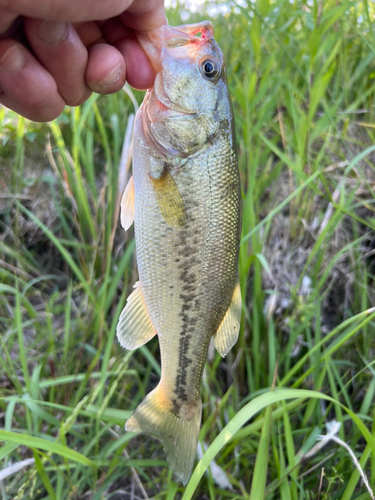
101,18,156,90
0,8,18,34
24,18,91,106
120,0,166,31
116,36,156,90
0,39,64,121
0,0,135,23
75,21,103,47
101,17,131,45
86,43,126,94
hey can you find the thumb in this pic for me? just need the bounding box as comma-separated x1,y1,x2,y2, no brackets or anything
119,0,167,31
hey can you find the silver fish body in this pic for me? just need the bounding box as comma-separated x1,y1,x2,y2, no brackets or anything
117,21,241,484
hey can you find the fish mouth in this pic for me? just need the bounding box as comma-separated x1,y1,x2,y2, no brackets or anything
136,21,214,70
136,21,214,117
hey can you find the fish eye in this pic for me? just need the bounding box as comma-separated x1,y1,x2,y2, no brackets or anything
201,58,219,79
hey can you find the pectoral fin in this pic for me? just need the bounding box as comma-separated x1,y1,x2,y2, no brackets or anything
120,175,135,231
150,166,186,229
213,281,242,357
116,282,156,350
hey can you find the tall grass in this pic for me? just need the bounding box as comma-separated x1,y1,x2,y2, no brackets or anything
1,0,375,498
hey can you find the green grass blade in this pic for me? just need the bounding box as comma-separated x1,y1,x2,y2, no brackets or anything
0,430,93,466
33,450,56,500
249,403,272,499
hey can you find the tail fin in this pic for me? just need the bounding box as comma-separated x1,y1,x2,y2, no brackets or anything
125,385,202,484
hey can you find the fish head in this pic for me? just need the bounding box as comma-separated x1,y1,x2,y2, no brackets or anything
137,22,232,157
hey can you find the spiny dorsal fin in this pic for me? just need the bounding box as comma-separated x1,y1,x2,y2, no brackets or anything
121,175,135,231
213,281,242,357
116,282,156,350
149,166,186,229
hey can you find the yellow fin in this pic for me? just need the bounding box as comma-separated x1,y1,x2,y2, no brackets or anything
120,175,135,231
116,282,156,350
213,281,242,357
126,384,201,485
150,166,186,229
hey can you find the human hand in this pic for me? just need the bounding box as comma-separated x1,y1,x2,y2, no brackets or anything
0,0,166,121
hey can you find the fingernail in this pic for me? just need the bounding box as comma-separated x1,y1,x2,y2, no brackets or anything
38,21,68,44
95,64,122,89
0,45,26,72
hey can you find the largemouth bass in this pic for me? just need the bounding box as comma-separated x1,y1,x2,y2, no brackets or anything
117,21,241,484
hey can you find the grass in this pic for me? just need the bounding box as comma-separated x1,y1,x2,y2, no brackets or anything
1,0,375,498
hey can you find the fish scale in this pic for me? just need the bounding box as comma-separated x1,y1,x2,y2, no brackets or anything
117,21,241,484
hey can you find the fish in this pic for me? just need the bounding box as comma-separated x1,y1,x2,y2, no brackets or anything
117,20,242,484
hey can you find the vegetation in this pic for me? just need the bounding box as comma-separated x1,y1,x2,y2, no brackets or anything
1,0,375,498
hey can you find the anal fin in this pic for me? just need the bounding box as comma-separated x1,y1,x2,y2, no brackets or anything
116,282,156,350
213,281,242,357
120,175,135,231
